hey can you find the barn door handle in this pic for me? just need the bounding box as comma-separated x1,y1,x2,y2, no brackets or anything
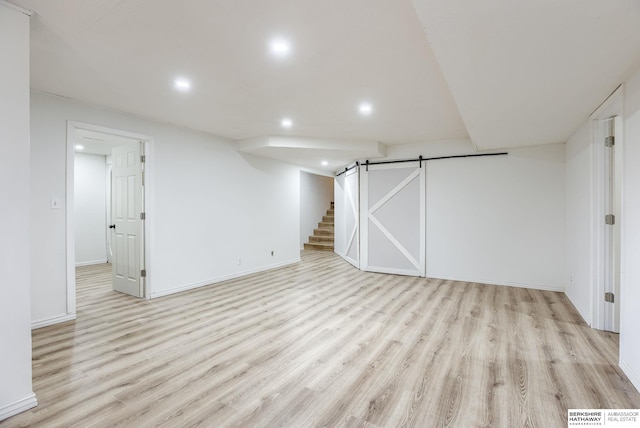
109,224,116,229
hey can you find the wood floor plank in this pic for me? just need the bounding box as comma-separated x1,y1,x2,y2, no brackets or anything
2,251,639,428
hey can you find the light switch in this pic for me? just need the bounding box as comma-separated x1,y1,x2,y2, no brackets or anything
50,197,61,209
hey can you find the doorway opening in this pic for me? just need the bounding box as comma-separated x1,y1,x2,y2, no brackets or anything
299,171,334,251
66,122,152,315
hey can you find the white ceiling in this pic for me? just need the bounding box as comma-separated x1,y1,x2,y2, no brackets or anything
412,0,640,150
14,0,640,169
238,136,387,173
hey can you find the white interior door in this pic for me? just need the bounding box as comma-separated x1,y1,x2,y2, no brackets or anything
603,117,621,333
105,160,113,263
589,87,623,333
334,166,359,267
343,167,360,267
111,141,144,297
361,162,425,276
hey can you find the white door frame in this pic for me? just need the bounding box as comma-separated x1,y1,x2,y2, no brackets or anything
590,85,623,331
66,121,154,314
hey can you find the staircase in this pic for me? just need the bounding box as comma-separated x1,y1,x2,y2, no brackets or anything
304,202,334,251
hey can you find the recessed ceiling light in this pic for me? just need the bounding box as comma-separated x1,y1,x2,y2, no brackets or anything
281,118,293,128
75,144,84,150
174,78,191,91
270,39,291,56
321,161,328,166
359,102,373,115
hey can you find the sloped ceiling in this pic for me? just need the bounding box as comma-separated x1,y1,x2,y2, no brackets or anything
12,0,640,168
411,0,640,150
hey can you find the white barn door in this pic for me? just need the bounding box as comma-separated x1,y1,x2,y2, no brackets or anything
334,166,360,268
361,162,425,276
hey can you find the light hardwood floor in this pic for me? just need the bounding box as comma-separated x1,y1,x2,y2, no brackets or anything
3,251,639,427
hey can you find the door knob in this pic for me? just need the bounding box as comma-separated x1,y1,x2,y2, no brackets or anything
109,224,116,229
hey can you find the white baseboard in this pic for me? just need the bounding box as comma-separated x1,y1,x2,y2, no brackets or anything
0,393,37,422
334,250,360,270
365,265,420,277
620,359,640,394
336,257,564,292
32,313,76,330
344,257,359,269
424,272,565,292
151,258,301,298
75,259,108,267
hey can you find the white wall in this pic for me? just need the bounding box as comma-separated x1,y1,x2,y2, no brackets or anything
620,65,640,390
385,138,477,159
74,153,107,266
564,122,592,325
562,66,640,391
31,91,302,324
425,145,566,290
337,142,566,290
0,4,36,421
300,171,333,248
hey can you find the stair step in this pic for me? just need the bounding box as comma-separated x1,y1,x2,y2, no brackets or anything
305,202,335,248
304,242,334,251
310,235,334,243
314,228,334,236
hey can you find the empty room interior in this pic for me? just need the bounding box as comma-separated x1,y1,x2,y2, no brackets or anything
2,0,640,426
